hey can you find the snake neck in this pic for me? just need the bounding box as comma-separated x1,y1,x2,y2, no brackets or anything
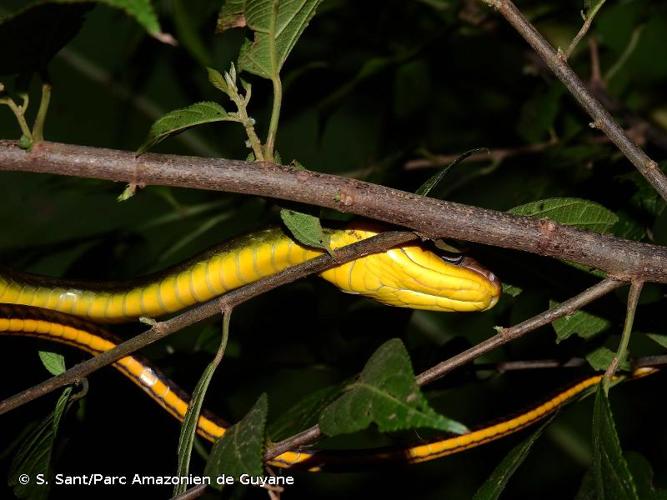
0,228,345,322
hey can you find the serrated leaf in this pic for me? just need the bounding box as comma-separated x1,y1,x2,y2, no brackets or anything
319,339,468,436
38,351,66,376
586,347,630,372
646,334,667,350
234,0,324,80
550,301,610,343
592,384,639,500
204,394,267,489
509,198,619,233
472,419,551,500
416,148,486,197
269,384,343,441
137,102,236,154
510,196,615,230
8,387,72,500
217,0,247,31
94,0,165,40
280,208,331,252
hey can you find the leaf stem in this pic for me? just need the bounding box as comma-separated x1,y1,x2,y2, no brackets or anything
603,280,643,392
0,97,32,140
32,83,52,143
265,76,282,162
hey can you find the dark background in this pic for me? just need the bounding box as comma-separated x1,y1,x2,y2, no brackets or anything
1,0,667,498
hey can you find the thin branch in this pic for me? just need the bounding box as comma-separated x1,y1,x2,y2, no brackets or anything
588,37,603,89
566,0,607,59
604,24,645,84
480,0,667,201
416,278,624,385
2,140,667,283
258,277,625,476
0,232,415,416
603,280,643,391
404,140,556,170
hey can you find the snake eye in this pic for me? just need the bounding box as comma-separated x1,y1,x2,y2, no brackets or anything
440,254,464,265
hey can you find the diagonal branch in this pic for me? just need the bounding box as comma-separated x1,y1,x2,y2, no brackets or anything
2,140,667,283
0,231,416,416
480,0,667,201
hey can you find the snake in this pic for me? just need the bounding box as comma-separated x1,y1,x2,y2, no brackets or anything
0,225,653,470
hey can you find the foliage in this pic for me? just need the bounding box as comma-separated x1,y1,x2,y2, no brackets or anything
2,0,667,499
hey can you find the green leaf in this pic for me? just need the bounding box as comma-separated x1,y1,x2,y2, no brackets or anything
319,339,468,436
585,347,630,372
646,333,667,350
269,384,343,441
38,351,66,376
174,357,220,496
416,148,486,197
8,387,72,500
472,419,551,500
509,198,619,233
204,393,267,489
207,67,231,95
280,208,331,253
94,0,166,40
502,283,523,297
137,102,236,154
174,311,231,496
592,384,639,500
626,452,667,500
550,300,610,343
230,0,324,80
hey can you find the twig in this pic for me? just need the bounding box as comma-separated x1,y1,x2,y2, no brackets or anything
603,280,643,391
416,278,624,385
249,277,624,483
0,231,416,416
604,24,645,84
480,0,667,201
2,141,667,282
404,140,556,170
588,37,603,89
566,0,607,59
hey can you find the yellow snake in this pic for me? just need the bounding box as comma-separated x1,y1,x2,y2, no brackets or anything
0,225,501,321
3,224,643,470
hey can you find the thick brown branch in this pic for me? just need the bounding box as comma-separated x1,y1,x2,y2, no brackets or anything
1,140,667,283
481,0,667,201
0,231,416,416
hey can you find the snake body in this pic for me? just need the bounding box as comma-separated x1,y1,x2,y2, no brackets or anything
2,303,655,470
0,226,501,322
3,224,637,470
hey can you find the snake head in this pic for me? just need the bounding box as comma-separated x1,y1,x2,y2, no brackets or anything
321,228,501,313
